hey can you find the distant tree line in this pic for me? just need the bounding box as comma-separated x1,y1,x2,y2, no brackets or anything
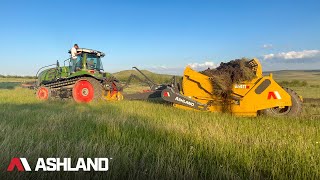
0,75,36,79
278,80,308,87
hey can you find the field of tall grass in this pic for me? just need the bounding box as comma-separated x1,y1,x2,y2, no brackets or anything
0,72,319,179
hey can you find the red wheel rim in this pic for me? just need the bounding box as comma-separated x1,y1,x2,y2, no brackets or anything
73,80,94,103
37,87,49,100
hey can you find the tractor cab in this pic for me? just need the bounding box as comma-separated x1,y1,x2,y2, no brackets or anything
68,48,105,72
37,48,109,86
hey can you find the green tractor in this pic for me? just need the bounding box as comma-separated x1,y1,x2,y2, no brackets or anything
36,48,123,102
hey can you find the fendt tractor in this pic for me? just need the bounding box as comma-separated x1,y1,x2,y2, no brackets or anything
36,48,123,102
36,48,303,117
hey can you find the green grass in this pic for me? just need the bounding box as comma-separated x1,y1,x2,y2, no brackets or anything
0,72,320,179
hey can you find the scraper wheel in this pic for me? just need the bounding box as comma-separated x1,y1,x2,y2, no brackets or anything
261,88,303,116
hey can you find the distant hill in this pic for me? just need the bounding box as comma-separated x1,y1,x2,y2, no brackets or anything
263,69,320,76
264,69,320,75
113,69,175,84
263,70,320,84
113,69,320,84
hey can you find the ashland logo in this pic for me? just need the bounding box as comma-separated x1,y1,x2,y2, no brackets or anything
175,97,195,107
163,91,170,97
7,158,31,171
7,158,110,172
268,91,282,100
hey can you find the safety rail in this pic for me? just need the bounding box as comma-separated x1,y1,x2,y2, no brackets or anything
35,58,71,87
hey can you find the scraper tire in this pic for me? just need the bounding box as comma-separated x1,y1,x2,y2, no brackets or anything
261,88,302,116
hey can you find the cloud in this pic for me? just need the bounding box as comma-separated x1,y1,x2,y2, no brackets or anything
143,61,217,75
187,61,217,70
261,61,320,71
263,50,320,60
147,66,184,75
260,49,320,71
263,44,273,49
150,65,168,70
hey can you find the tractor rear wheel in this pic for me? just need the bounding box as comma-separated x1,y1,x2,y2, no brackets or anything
72,77,103,103
261,88,302,116
37,86,51,100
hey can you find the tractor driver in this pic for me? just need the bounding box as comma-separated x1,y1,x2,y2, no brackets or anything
70,44,82,73
87,59,95,70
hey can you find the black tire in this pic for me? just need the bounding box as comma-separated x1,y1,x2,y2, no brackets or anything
72,77,103,103
261,88,303,116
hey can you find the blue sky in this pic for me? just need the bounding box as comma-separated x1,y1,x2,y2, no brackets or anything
0,0,319,75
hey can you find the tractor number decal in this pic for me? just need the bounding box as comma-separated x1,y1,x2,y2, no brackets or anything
268,91,282,100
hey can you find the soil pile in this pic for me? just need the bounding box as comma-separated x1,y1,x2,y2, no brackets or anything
202,58,256,110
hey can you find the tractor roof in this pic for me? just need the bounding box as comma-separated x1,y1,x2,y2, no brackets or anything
68,48,105,57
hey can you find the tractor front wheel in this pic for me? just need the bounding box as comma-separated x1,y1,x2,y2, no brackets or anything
37,86,51,100
261,88,303,116
72,77,103,103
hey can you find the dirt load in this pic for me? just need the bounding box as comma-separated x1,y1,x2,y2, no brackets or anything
202,58,256,110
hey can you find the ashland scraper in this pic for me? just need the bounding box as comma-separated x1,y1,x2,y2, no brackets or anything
35,48,302,117
160,59,303,117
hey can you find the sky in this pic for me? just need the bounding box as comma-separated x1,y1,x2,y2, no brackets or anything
0,0,319,75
